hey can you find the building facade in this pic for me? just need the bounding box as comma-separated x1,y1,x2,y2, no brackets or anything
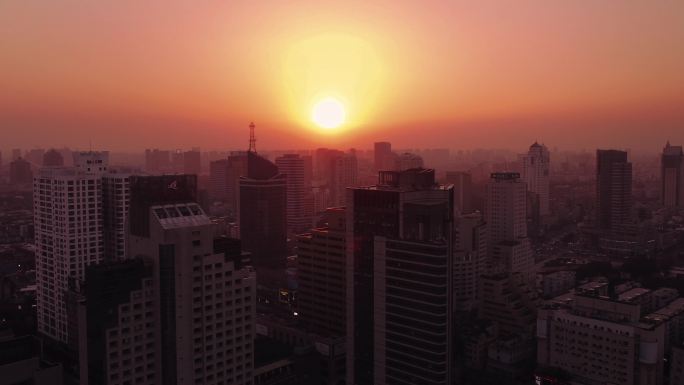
520,142,550,216
662,142,684,208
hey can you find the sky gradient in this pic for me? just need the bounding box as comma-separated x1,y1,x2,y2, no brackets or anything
1,1,683,152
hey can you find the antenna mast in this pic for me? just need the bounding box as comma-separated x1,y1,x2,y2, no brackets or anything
248,122,256,153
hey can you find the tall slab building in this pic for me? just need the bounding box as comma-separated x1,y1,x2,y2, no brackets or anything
347,169,454,385
662,142,684,208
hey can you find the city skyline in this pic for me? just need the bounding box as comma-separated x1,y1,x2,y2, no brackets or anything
4,3,684,385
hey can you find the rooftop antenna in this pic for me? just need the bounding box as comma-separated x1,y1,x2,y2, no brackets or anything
248,122,256,153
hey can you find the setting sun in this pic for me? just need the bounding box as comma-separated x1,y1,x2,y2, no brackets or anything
311,98,346,129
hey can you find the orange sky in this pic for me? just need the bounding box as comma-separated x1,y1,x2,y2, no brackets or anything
1,1,683,152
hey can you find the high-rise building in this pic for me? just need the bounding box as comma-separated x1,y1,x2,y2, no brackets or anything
126,175,256,384
26,149,46,167
43,149,64,167
347,168,454,384
373,142,394,171
11,148,22,161
183,149,201,175
330,153,358,207
239,152,287,269
67,258,157,385
445,171,473,214
314,148,344,183
484,172,533,276
226,152,248,215
520,142,550,216
453,211,487,312
144,149,171,173
662,142,684,208
209,159,229,202
296,207,346,336
276,154,312,234
394,152,424,171
537,287,667,385
596,149,633,234
171,150,184,173
10,157,33,185
34,151,109,343
102,172,132,261
373,234,453,385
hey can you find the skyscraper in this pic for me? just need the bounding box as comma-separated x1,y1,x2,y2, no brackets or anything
520,142,550,216
330,153,358,207
484,172,533,276
127,175,256,384
661,142,684,208
102,172,132,261
276,154,312,234
394,152,424,171
226,152,248,215
144,149,171,173
34,151,109,343
596,149,632,234
445,171,473,214
347,168,454,384
239,152,287,269
453,211,487,312
9,157,33,185
67,258,158,385
209,159,229,202
43,149,65,167
183,148,201,175
373,142,394,171
296,207,346,336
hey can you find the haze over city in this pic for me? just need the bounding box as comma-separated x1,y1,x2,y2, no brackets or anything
4,3,684,385
2,1,683,151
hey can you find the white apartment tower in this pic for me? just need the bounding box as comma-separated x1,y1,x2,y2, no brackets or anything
520,142,550,216
102,172,132,261
484,172,533,277
276,154,312,234
34,151,109,342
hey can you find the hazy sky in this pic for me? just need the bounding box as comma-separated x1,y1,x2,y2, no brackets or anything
1,1,683,152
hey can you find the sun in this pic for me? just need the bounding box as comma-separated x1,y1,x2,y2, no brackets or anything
311,97,346,129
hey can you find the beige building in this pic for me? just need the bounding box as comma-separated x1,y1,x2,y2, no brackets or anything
537,289,667,385
296,207,346,336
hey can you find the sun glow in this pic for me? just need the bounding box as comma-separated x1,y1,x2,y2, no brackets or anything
311,97,346,129
282,33,386,134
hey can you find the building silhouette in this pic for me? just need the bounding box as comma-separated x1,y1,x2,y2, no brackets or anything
445,171,473,214
520,142,550,216
596,149,632,234
209,159,229,202
373,142,394,171
346,168,454,385
276,154,312,234
43,149,65,167
661,141,684,208
330,153,358,207
484,172,533,277
453,211,487,312
296,207,346,336
10,157,33,185
239,152,287,269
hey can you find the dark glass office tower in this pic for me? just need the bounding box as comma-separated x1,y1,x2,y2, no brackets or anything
347,168,454,385
239,151,287,269
596,150,632,234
